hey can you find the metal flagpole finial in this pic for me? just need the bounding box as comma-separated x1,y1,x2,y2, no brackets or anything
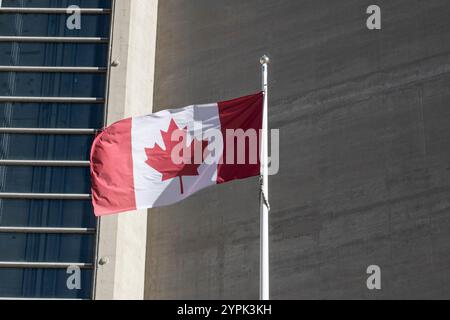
260,54,270,65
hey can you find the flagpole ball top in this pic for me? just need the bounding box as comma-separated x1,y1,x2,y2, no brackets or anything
260,55,270,65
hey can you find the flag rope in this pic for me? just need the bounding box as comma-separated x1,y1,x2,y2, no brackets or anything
259,175,271,211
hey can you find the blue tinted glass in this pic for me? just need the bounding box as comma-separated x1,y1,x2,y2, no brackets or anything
0,73,106,97
0,43,109,67
0,103,104,129
2,0,111,8
0,200,95,228
0,0,109,300
0,233,95,262
0,134,93,160
0,166,90,193
0,268,93,299
0,14,110,37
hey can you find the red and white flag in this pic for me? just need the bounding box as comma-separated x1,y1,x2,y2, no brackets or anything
90,92,263,216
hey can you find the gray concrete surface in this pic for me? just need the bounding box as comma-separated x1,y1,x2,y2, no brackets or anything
95,0,158,300
145,0,450,299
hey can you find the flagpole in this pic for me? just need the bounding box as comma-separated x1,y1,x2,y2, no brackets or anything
259,54,270,300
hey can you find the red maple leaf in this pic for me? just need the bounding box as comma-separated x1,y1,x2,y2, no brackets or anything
144,119,208,194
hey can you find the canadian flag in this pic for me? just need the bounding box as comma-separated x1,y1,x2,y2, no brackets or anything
90,92,263,216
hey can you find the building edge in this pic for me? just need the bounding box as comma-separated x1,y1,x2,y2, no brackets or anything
94,0,158,300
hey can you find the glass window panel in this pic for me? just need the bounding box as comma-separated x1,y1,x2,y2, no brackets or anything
0,103,104,129
0,43,109,67
0,268,93,299
0,199,95,228
0,233,95,262
0,14,110,37
0,73,106,97
0,166,90,193
0,0,111,300
1,0,111,8
0,134,94,160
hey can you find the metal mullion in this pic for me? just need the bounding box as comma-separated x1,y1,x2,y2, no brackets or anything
91,0,117,301
0,8,112,14
0,227,95,234
0,160,90,167
0,36,109,43
0,66,107,73
0,128,97,135
0,298,87,301
0,96,104,103
0,193,91,200
0,262,93,269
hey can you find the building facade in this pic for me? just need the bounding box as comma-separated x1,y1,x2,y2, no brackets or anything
0,0,111,299
0,0,156,300
145,0,450,299
1,0,450,300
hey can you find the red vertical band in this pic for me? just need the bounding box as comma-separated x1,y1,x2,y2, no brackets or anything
217,92,263,184
90,118,136,216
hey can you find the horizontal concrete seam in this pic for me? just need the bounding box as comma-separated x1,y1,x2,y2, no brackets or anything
272,52,450,127
278,51,450,109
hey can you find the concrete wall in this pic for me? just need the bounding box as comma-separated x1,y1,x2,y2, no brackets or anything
145,0,450,299
95,0,158,300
